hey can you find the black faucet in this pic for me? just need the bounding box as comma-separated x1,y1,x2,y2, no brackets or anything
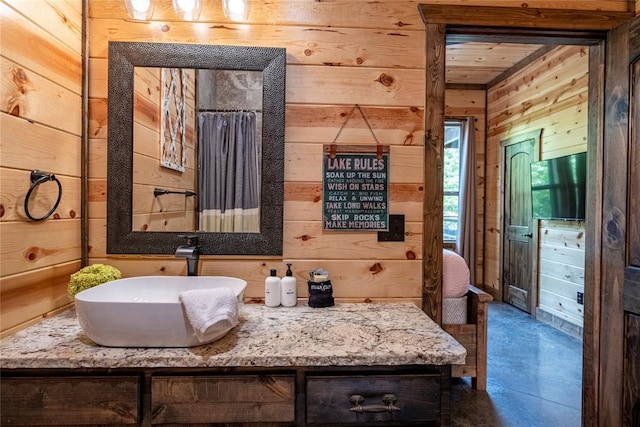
175,235,200,276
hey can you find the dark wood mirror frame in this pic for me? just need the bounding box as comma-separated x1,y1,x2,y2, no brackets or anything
107,41,285,255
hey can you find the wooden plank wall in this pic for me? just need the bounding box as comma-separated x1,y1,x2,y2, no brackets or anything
87,1,623,307
537,220,585,333
486,45,589,330
132,67,197,232
87,1,489,306
0,0,629,335
0,0,82,335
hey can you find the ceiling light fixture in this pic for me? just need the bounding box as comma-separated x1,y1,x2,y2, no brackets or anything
172,0,203,21
124,0,155,20
124,0,248,22
222,0,250,22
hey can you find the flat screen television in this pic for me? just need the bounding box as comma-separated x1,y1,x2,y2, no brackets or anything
530,152,587,220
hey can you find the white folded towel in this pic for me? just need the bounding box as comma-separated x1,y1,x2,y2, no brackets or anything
179,287,239,343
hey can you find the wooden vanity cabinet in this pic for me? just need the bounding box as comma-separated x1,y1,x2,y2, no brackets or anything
1,366,451,426
150,374,295,424
306,374,443,425
0,375,140,425
305,366,450,426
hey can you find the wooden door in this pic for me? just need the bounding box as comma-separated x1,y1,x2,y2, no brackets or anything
597,16,640,427
501,130,540,314
623,19,640,427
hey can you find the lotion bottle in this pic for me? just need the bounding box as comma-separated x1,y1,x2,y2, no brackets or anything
265,269,281,307
281,263,298,307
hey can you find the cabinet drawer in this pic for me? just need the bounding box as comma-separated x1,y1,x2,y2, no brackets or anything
1,376,139,425
306,375,441,424
151,374,295,424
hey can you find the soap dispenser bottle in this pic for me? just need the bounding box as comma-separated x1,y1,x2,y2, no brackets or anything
281,263,298,307
265,269,281,307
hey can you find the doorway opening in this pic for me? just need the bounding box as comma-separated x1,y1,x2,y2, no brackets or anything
419,5,627,424
447,35,591,425
443,38,591,338
421,5,639,425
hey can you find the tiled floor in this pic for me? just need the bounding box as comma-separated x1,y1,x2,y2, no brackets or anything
451,302,583,427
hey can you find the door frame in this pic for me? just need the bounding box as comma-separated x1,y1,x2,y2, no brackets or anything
418,4,634,426
499,129,541,315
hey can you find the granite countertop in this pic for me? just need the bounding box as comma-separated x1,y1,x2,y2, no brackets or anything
0,303,466,370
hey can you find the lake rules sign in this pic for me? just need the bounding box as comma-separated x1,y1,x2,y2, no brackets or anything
322,146,389,231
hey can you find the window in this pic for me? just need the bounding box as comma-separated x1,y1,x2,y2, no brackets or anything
443,121,462,241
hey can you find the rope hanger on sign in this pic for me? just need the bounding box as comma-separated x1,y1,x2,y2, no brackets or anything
329,104,384,160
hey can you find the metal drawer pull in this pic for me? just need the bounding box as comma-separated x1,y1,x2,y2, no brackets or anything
349,394,401,413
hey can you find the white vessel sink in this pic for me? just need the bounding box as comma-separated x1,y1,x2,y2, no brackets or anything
74,276,246,348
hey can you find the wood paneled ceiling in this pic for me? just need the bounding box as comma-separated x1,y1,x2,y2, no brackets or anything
446,42,545,85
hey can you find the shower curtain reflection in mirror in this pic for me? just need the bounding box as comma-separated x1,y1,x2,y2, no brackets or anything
198,111,260,232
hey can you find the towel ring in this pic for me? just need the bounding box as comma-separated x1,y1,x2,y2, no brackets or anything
24,170,62,221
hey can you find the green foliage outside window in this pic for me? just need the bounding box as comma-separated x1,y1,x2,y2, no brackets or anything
443,122,461,241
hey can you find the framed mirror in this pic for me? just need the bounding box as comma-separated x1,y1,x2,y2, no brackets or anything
107,42,285,255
